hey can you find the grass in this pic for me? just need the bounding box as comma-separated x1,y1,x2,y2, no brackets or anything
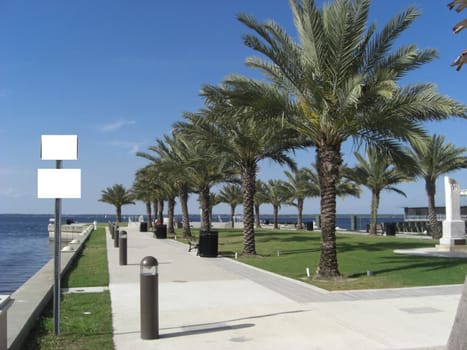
189,228,467,291
23,226,114,350
23,292,113,350
62,226,109,288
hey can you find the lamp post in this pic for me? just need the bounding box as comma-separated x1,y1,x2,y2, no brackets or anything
38,135,81,335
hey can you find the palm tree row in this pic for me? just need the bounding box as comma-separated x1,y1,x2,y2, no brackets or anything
100,0,466,280
100,134,467,244
231,0,465,278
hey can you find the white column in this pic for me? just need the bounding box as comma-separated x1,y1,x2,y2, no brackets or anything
440,177,466,246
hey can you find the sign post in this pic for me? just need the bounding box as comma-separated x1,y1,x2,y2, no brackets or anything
38,135,80,335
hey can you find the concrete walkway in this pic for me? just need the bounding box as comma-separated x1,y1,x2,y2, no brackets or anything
106,226,462,350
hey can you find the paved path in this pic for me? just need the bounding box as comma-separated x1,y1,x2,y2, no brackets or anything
107,225,462,350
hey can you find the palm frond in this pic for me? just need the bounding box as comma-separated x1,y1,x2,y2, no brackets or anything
364,6,421,73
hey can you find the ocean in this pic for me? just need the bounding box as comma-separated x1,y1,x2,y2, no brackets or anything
0,214,106,294
0,213,403,294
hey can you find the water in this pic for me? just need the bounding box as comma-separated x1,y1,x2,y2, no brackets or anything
0,213,403,294
0,214,108,294
0,214,50,294
183,214,404,231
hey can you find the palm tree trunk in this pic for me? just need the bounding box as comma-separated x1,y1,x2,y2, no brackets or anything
273,205,279,229
167,196,175,234
425,178,441,239
145,201,153,229
230,205,235,228
241,165,256,255
369,190,380,236
152,201,158,225
209,206,213,227
199,185,211,231
255,204,261,228
116,206,122,224
179,184,192,238
157,199,164,223
315,144,341,279
297,198,304,230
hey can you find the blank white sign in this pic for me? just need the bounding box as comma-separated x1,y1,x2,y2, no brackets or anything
37,169,81,198
41,135,78,160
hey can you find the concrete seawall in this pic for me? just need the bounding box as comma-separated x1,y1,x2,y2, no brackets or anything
6,225,93,350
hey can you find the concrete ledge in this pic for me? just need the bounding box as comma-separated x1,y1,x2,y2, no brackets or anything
7,225,93,350
0,295,12,350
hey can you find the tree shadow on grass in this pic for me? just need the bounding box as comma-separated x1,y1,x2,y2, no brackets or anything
278,247,320,255
350,255,467,278
275,235,321,243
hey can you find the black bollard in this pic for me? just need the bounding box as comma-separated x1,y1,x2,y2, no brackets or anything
114,229,119,248
119,231,127,265
140,256,159,339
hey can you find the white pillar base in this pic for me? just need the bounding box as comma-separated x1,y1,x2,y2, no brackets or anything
440,220,466,246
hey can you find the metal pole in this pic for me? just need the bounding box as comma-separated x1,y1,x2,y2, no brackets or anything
53,160,62,335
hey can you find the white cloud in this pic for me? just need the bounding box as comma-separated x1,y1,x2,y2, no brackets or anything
107,140,142,154
98,118,136,132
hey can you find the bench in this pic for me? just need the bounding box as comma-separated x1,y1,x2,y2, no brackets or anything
188,239,199,253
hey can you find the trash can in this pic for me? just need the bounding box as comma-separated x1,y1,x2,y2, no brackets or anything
384,222,397,236
154,224,167,239
305,222,314,231
140,222,148,232
198,231,218,257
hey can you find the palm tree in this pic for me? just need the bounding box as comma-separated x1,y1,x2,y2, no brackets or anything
133,166,158,229
137,134,194,238
232,0,466,278
283,167,320,229
218,184,243,228
297,164,361,228
99,184,135,223
153,173,178,234
254,179,269,228
173,124,238,231
266,179,290,229
344,147,412,235
178,103,304,256
208,191,222,225
407,134,467,239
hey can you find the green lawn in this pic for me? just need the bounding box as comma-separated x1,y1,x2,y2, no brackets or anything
23,227,114,350
206,228,467,290
62,226,109,288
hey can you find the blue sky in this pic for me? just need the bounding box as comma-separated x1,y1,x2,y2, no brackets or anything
0,0,466,216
